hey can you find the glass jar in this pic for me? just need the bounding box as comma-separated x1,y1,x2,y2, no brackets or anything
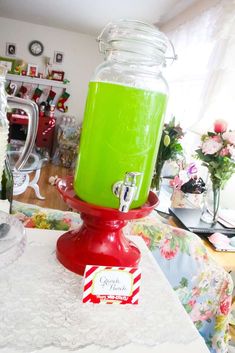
74,19,170,209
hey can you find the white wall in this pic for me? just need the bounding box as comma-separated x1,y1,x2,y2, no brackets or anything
0,17,102,124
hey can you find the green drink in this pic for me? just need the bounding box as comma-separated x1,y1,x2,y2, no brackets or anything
74,81,167,209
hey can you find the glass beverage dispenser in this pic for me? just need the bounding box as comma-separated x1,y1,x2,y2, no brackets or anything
74,20,170,210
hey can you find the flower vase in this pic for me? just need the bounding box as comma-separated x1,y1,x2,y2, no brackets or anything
200,185,220,225
151,161,164,194
212,186,220,223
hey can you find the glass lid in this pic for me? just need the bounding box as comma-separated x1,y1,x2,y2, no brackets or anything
97,19,170,64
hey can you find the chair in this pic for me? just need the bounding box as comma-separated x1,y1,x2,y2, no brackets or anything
127,214,233,353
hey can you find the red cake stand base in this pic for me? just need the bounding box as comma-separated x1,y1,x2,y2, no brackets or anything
56,176,158,275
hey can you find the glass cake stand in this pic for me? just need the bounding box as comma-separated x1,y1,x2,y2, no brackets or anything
0,211,26,270
8,150,48,200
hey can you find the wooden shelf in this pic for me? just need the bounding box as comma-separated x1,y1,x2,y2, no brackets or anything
6,73,67,88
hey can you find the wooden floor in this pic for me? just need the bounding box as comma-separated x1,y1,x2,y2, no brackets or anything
13,163,73,211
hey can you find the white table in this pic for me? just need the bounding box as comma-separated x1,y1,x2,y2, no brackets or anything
0,229,210,353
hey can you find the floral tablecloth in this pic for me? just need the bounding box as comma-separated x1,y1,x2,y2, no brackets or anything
12,201,234,353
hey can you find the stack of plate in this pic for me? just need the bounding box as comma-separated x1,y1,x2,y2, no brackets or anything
0,212,26,270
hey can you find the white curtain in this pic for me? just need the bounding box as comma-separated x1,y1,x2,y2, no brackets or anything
162,0,235,208
164,0,235,130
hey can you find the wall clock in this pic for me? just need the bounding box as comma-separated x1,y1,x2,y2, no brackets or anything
28,40,44,56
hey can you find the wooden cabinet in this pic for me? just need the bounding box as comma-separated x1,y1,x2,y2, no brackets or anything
35,116,56,155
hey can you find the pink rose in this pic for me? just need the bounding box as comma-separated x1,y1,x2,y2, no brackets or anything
223,131,235,145
160,239,179,260
220,295,231,315
201,138,222,155
220,147,230,157
212,135,222,143
214,119,228,133
188,299,196,307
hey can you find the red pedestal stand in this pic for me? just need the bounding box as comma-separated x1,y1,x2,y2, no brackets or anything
56,176,158,275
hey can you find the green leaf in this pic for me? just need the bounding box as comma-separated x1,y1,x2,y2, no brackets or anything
179,277,188,288
183,303,193,313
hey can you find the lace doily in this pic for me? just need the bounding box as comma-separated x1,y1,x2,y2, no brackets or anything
0,230,200,352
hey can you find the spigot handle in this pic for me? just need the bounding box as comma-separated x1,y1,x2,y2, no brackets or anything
113,171,143,213
124,172,142,186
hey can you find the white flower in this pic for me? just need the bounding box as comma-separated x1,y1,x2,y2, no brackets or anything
223,131,235,145
201,138,222,155
228,145,235,160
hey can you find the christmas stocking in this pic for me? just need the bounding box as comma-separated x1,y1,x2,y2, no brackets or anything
57,90,70,113
46,89,56,105
17,85,28,98
32,87,43,103
6,82,17,96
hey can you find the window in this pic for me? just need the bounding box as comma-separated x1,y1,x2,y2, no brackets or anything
161,1,235,209
163,1,235,131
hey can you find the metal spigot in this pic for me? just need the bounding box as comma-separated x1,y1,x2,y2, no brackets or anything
113,172,142,213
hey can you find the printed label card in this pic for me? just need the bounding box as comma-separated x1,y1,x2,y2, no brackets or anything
83,265,141,304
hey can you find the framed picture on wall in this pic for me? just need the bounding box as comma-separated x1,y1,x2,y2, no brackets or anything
6,42,16,57
53,51,64,64
27,64,38,77
0,57,15,73
51,70,64,81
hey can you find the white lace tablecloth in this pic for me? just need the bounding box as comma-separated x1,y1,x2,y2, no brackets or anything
0,229,209,353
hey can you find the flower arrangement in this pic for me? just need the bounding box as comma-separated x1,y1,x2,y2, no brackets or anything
196,120,235,189
195,119,235,222
151,117,184,190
